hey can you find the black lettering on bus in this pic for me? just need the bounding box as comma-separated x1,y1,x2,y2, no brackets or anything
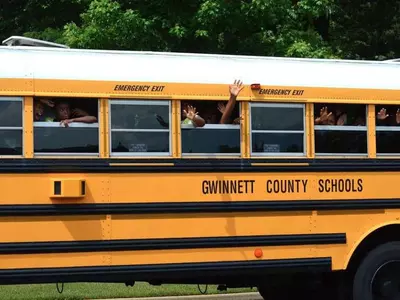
152,85,165,92
318,178,363,193
259,89,292,96
302,179,308,193
292,90,304,96
331,179,337,192
114,84,164,92
318,179,324,193
357,179,363,192
287,180,294,193
266,179,308,194
202,180,255,195
222,181,229,194
202,181,207,194
230,180,237,194
338,179,344,192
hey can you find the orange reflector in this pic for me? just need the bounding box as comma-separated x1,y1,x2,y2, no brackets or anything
254,248,263,258
251,83,261,90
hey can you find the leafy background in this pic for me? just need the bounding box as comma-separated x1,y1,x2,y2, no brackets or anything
1,0,399,59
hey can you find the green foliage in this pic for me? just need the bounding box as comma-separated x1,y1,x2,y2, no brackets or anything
0,0,87,42
63,0,164,50
1,0,400,59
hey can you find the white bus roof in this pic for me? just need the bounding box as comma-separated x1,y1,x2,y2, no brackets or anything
0,42,400,90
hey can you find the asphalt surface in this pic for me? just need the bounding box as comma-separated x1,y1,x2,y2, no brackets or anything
98,292,263,300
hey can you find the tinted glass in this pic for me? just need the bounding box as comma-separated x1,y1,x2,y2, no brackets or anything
251,106,303,131
377,131,400,153
252,133,304,153
182,129,240,154
0,130,22,155
112,132,169,153
111,104,169,130
34,127,99,153
315,131,367,154
0,101,22,127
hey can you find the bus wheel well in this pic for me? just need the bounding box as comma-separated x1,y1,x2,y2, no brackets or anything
347,224,400,273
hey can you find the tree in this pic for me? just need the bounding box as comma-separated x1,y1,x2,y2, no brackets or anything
330,0,400,60
63,0,165,50
4,0,400,60
61,0,339,58
0,0,88,42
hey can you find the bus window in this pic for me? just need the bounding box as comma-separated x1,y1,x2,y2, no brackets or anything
0,97,23,155
376,105,400,155
110,100,171,156
314,104,367,155
250,103,305,156
33,97,99,155
181,100,241,155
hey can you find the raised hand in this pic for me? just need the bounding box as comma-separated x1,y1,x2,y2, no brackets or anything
217,102,226,114
39,99,55,107
315,107,332,124
229,80,244,97
233,117,243,125
183,105,198,120
377,108,389,120
60,119,73,127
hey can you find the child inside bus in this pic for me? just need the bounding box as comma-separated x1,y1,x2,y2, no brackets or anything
34,98,56,122
180,79,243,127
55,101,97,127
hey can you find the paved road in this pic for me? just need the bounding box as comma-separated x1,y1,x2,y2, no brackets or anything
98,292,263,300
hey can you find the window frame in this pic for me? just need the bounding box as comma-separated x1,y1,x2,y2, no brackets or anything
109,99,172,157
33,99,100,157
180,102,242,157
376,125,400,156
314,105,368,157
250,102,306,157
0,97,24,157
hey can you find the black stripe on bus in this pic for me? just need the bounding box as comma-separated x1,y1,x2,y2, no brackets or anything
0,199,399,216
0,234,346,255
1,158,400,173
0,258,331,285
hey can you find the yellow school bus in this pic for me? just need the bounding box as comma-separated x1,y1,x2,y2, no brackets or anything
2,35,400,300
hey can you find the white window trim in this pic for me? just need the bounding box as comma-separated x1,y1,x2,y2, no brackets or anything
34,122,99,128
376,126,400,156
181,124,240,130
0,127,23,130
317,153,368,157
114,152,171,157
183,153,240,157
315,125,367,131
377,153,400,157
252,130,303,134
0,97,24,157
376,126,400,131
111,100,168,106
111,128,169,133
181,102,242,157
35,152,97,157
0,97,22,102
109,99,172,157
251,103,304,109
250,103,306,157
33,100,100,157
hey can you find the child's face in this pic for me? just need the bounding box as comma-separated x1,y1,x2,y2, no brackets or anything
35,102,44,117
